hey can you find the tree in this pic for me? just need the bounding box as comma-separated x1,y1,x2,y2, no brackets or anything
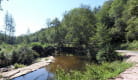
90,23,111,50
94,23,121,62
50,18,60,27
4,12,16,44
109,0,127,18
50,18,61,43
62,7,96,47
96,0,114,28
93,6,101,14
126,18,138,41
124,0,138,42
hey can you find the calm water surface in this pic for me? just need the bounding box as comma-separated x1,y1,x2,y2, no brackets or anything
12,68,54,80
13,56,88,80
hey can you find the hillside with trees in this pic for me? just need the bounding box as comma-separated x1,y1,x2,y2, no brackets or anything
15,0,138,60
0,0,137,65
17,0,138,47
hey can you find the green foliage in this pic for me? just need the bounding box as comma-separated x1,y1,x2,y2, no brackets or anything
121,40,138,50
14,0,138,62
109,0,126,18
95,23,111,47
127,0,138,17
0,75,2,78
0,51,11,67
56,61,132,80
62,6,96,46
123,40,138,50
13,0,137,50
0,0,138,67
90,23,121,62
128,40,138,49
11,46,39,65
96,45,122,63
14,63,26,69
96,0,114,28
126,18,138,41
30,42,42,46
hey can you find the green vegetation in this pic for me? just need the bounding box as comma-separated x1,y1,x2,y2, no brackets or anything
14,63,26,69
0,75,3,78
0,0,137,67
0,0,137,79
0,44,41,67
12,0,137,62
11,46,39,65
127,40,138,50
121,40,138,50
56,61,132,80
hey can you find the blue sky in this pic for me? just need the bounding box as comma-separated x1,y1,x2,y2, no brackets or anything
0,0,108,36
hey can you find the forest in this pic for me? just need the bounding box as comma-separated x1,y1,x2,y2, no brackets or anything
0,0,138,79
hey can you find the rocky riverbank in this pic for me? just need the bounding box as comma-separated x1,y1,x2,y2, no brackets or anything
0,56,55,80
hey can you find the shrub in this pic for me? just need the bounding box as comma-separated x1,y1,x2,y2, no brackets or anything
30,42,42,47
0,52,11,67
14,63,26,69
32,45,44,57
0,75,3,78
12,46,39,65
121,40,138,50
96,44,123,63
120,43,129,49
128,40,138,50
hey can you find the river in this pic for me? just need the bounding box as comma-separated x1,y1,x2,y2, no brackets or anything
12,56,89,80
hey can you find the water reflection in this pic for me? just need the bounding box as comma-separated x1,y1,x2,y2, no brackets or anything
12,68,54,80
46,56,87,72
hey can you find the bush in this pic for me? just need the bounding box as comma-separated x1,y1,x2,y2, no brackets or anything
120,43,129,49
96,45,123,63
121,40,138,50
30,42,42,47
30,42,50,48
0,52,11,67
32,45,44,57
14,63,26,69
12,46,39,65
128,40,138,50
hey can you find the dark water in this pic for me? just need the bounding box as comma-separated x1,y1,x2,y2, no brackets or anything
13,56,88,80
47,56,87,72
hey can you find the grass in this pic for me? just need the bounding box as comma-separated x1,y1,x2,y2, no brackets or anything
56,61,132,80
121,40,138,50
0,75,3,78
14,63,26,69
128,49,138,51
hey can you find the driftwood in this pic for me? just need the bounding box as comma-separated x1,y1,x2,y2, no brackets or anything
0,56,55,80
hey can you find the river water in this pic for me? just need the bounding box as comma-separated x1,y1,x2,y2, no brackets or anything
12,56,88,80
12,68,54,80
